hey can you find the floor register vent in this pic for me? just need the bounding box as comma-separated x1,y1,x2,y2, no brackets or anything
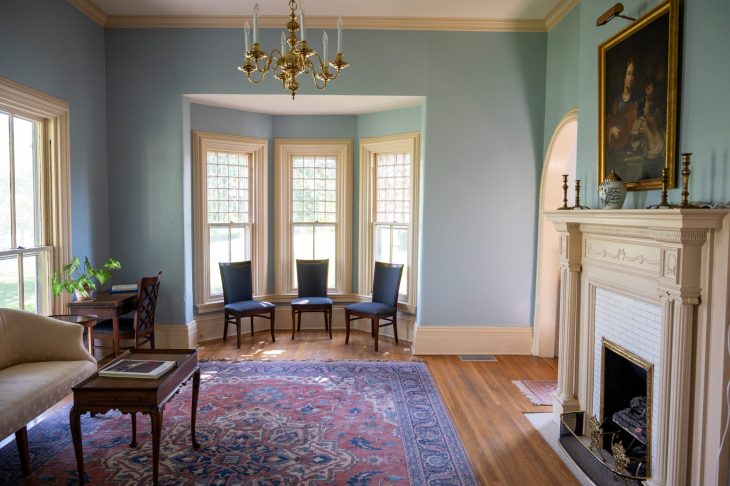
459,355,498,362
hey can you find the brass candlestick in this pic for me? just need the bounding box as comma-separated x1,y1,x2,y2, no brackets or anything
680,153,692,208
572,179,589,209
647,168,676,209
558,174,570,210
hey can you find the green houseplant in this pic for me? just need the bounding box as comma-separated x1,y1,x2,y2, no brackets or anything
51,257,121,300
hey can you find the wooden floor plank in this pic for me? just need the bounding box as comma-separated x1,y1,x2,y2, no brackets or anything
199,329,579,486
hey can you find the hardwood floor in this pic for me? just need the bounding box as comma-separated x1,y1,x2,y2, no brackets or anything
199,329,579,486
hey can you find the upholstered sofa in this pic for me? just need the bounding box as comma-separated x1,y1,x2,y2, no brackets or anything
0,308,97,474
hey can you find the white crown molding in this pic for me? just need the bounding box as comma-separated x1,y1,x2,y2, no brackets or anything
545,0,579,31
67,0,107,27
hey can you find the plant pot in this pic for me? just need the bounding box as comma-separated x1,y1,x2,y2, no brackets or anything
73,287,95,302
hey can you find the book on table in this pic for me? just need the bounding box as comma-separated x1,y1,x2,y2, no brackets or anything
110,283,138,293
98,359,176,379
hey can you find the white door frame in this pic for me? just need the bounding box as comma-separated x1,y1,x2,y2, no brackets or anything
532,109,578,357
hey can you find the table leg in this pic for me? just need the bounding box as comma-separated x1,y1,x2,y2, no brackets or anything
130,413,137,448
150,408,163,485
191,368,201,449
70,406,84,484
112,317,120,357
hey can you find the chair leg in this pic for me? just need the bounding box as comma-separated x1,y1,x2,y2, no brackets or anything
392,314,398,344
373,318,379,352
150,331,156,350
270,309,276,342
236,316,241,349
345,311,350,344
297,310,302,332
327,307,332,339
291,307,296,340
223,313,229,342
250,316,254,336
15,426,30,475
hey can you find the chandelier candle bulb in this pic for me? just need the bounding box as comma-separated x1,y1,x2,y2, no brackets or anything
281,32,286,54
300,8,306,41
253,3,259,44
337,16,343,53
323,31,328,61
244,22,250,52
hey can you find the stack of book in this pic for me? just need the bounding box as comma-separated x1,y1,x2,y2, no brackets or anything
99,359,176,379
110,283,138,293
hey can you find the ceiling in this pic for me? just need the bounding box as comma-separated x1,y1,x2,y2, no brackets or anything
88,0,567,21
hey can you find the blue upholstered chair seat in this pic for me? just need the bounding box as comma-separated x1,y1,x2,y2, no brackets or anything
291,297,333,306
345,302,395,316
95,316,134,334
224,300,275,313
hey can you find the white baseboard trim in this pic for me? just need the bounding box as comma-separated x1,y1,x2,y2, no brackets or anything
154,321,198,349
412,325,533,355
194,307,415,345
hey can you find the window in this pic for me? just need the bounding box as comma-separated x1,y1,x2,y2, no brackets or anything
275,139,352,295
0,77,71,315
359,133,420,311
192,131,267,310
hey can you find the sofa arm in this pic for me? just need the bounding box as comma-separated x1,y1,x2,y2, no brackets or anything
0,308,95,368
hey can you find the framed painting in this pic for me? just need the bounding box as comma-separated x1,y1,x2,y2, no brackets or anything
598,0,679,191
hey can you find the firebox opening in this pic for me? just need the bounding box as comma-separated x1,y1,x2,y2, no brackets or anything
601,338,653,478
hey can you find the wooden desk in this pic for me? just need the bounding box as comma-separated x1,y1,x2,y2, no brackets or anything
48,314,98,354
68,292,136,357
70,349,200,485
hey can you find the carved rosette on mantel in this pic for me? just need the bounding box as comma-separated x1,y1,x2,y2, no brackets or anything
545,208,730,486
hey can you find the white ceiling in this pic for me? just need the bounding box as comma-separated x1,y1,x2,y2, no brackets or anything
90,0,564,20
186,95,424,116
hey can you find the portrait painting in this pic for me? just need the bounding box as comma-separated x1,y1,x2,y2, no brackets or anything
598,0,679,190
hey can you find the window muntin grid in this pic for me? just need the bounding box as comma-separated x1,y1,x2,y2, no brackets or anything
292,156,337,223
206,152,250,224
375,152,410,224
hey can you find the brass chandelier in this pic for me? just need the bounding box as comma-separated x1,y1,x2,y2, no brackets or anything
238,1,349,99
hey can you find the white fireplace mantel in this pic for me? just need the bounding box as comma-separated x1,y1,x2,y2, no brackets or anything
546,209,730,486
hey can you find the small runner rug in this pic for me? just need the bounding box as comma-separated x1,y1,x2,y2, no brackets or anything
512,379,557,406
0,360,477,485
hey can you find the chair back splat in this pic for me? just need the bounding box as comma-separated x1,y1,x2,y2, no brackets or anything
297,259,329,298
372,262,403,307
134,271,162,347
219,261,254,304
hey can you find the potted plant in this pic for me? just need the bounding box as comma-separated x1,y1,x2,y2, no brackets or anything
52,257,122,301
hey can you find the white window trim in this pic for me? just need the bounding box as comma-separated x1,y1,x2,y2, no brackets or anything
274,138,352,297
359,132,420,313
192,131,268,313
0,76,71,315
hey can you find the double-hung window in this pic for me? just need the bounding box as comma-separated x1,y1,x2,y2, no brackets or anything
359,133,419,310
192,132,267,311
0,77,71,314
275,139,352,295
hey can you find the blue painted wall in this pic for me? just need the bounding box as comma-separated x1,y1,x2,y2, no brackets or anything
572,0,730,208
543,5,581,155
0,0,109,266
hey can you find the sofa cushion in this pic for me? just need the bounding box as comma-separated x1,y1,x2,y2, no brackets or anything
0,360,97,439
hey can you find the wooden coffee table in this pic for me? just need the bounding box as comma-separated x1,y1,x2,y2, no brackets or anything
70,349,201,485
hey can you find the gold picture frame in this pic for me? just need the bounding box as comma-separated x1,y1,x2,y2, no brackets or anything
598,0,679,191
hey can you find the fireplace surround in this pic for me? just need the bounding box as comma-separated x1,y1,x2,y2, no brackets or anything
547,209,730,486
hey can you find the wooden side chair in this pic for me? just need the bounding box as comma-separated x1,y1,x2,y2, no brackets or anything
219,261,275,347
94,271,162,351
345,262,403,351
291,259,332,340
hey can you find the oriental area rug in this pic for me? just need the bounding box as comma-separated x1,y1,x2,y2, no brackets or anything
511,379,557,406
0,360,477,485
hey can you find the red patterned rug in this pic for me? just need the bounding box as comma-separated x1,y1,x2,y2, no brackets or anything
512,379,557,406
0,360,477,485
